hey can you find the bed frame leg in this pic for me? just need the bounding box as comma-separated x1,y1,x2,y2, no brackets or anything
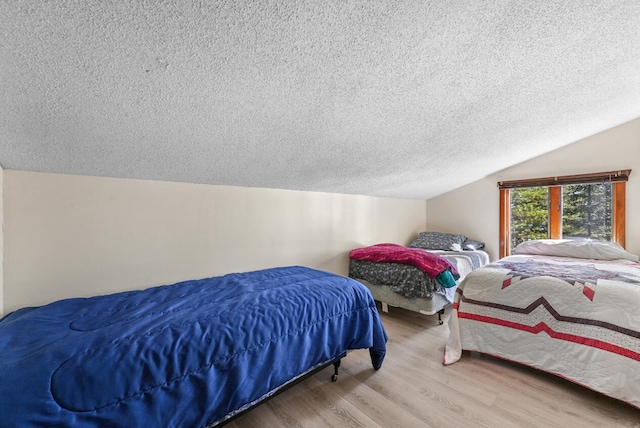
438,308,445,325
331,359,341,382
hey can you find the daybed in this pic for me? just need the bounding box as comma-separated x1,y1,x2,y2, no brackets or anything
444,239,640,408
349,232,489,323
0,266,387,427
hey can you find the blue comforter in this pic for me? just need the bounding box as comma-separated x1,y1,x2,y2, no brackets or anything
0,266,387,427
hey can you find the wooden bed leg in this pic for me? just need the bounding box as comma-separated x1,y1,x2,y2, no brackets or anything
331,359,341,382
437,308,445,325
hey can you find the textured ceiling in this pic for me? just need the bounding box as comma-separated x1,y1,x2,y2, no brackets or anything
1,1,640,199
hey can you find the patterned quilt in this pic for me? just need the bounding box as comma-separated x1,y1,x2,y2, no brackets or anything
444,254,640,408
349,260,443,299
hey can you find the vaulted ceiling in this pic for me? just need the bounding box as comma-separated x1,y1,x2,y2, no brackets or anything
1,1,639,199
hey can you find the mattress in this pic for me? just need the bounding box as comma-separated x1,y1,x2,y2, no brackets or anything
354,278,455,316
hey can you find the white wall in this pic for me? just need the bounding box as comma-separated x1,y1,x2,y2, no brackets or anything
426,117,640,261
3,171,426,313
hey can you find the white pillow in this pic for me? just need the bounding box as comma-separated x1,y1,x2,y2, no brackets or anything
513,239,639,262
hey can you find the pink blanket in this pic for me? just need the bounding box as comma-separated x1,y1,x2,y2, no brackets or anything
349,243,458,279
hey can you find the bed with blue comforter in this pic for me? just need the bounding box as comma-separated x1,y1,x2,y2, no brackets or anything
0,266,387,427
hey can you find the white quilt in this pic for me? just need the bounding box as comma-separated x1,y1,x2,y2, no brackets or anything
444,254,640,408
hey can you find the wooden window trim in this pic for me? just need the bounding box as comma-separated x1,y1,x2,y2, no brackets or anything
499,189,510,259
498,170,630,189
548,186,562,239
499,170,630,258
613,181,626,249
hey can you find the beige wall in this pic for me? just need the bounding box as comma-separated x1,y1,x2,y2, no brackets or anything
2,171,426,314
426,117,640,261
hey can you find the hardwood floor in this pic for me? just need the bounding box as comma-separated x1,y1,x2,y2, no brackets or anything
225,306,640,427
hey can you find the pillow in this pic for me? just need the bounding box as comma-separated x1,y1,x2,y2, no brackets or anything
513,239,639,262
409,232,466,251
461,238,485,251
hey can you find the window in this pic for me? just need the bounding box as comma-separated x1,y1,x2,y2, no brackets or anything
498,170,630,258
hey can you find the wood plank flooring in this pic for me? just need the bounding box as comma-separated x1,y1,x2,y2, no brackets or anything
225,306,640,427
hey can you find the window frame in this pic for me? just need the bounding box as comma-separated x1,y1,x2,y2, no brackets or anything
498,170,630,258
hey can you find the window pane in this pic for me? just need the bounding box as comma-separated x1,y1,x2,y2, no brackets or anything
510,187,549,249
562,183,612,241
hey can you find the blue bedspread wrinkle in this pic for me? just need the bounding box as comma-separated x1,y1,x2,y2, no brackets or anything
0,266,387,427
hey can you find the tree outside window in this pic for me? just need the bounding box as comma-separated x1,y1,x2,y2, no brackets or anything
510,187,548,249
562,183,612,241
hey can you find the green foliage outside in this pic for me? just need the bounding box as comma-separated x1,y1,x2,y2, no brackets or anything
510,183,612,249
510,187,548,249
562,183,612,241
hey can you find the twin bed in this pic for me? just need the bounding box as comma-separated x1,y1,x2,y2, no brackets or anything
348,232,489,322
444,239,640,409
0,266,387,427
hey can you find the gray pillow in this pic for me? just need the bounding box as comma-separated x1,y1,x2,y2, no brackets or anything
461,238,485,251
408,232,466,251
